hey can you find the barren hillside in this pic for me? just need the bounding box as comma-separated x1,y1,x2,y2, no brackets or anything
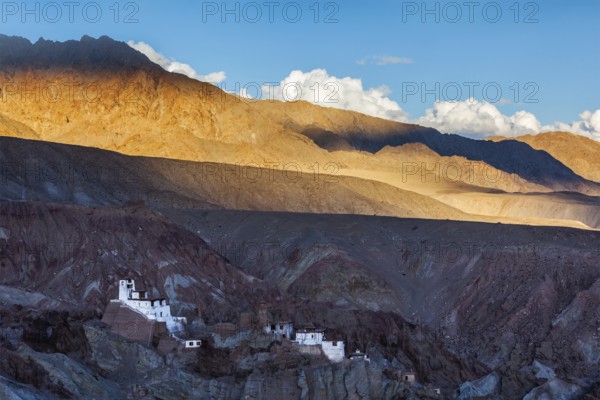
176,208,600,398
0,36,599,230
490,132,600,183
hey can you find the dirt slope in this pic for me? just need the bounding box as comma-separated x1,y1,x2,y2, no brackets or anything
490,132,600,183
0,136,473,221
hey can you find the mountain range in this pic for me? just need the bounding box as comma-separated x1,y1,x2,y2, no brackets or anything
0,35,599,399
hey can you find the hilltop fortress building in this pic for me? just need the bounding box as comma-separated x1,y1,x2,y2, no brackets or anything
116,279,186,333
102,279,199,348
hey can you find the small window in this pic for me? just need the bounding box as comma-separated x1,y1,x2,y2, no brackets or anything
196,341,201,346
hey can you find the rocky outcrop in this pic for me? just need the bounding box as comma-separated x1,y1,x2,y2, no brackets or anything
0,308,455,399
457,372,500,399
523,378,581,400
100,302,158,345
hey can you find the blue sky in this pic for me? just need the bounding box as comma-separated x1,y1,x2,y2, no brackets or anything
2,0,599,137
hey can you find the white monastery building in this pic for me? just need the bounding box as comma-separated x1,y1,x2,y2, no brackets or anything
103,278,201,349
117,279,187,333
264,321,294,339
294,327,345,362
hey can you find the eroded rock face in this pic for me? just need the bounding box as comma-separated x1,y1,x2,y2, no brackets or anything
0,375,53,400
0,201,272,323
0,308,454,399
457,372,500,399
0,202,481,398
83,323,164,380
1,199,600,398
181,209,600,398
523,378,581,400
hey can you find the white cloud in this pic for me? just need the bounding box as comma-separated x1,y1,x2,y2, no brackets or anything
414,99,543,138
542,109,600,141
127,41,226,84
262,69,409,122
413,100,600,141
357,55,414,66
197,71,227,84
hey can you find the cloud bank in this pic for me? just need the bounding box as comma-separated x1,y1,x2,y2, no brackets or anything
414,100,543,137
545,109,600,141
263,69,409,122
415,101,600,141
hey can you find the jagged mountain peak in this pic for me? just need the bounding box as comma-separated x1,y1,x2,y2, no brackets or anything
0,34,159,72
